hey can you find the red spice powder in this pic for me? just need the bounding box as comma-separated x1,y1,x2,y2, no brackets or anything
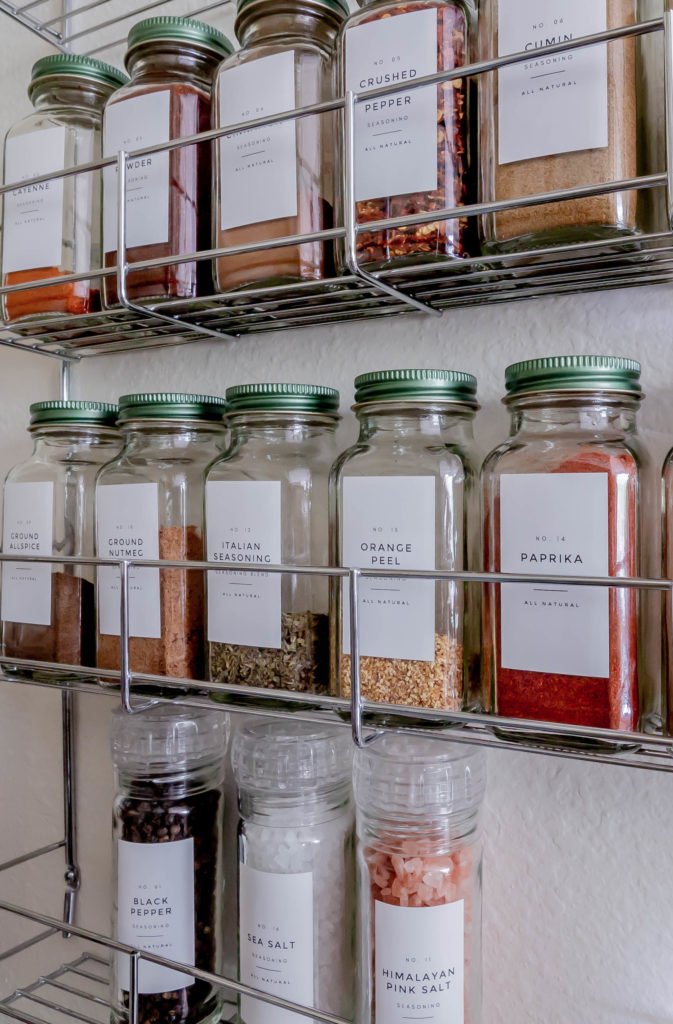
486,451,639,730
3,266,99,322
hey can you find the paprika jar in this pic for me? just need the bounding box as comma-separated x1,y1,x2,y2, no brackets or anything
482,355,645,730
96,393,227,682
111,705,228,1024
330,369,480,711
336,0,476,271
2,401,120,676
2,54,127,323
102,17,233,307
232,720,354,1023
213,0,347,292
354,735,485,1024
206,383,339,696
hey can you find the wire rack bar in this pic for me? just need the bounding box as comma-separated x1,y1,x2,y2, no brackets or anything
0,842,65,874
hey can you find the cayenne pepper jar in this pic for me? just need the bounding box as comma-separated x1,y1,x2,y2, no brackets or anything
102,17,233,307
337,0,476,271
2,55,127,323
482,356,644,730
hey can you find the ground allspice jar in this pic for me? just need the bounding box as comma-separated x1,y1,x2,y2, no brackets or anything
331,369,480,710
96,393,227,682
2,400,120,676
337,0,475,270
111,705,228,1024
482,356,645,730
2,55,127,322
354,736,485,1024
103,17,233,306
206,383,339,695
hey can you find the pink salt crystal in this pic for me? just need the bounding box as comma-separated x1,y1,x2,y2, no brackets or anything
422,870,445,890
408,894,423,908
391,854,406,878
399,889,409,907
372,866,391,888
405,857,423,878
417,882,433,903
391,877,405,898
381,887,392,897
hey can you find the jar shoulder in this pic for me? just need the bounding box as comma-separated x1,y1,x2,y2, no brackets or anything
481,435,643,479
217,39,331,70
332,440,476,480
343,0,470,30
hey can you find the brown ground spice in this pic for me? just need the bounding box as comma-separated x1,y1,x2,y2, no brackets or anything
341,633,463,710
4,572,95,668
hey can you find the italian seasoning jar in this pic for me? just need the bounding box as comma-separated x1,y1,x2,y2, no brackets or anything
111,705,228,1024
482,356,645,730
2,55,127,323
103,17,233,306
232,720,354,1023
2,401,120,675
206,383,339,695
354,736,485,1024
330,369,480,710
337,0,476,271
213,0,347,292
96,393,227,681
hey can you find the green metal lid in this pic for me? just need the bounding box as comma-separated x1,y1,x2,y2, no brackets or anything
127,16,234,59
354,368,478,405
226,383,340,414
118,393,227,423
505,355,642,397
236,0,349,27
30,54,128,91
29,400,119,428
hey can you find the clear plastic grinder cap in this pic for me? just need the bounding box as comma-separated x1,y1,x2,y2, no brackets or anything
232,720,353,795
111,705,229,773
354,735,486,820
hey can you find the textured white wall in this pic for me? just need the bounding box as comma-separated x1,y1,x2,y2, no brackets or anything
1,7,673,1024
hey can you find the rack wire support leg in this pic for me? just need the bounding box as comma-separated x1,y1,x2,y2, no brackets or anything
118,559,156,716
348,568,381,749
343,90,442,318
664,10,673,230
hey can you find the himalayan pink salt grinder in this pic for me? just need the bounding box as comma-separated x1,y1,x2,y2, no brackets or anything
354,736,486,1024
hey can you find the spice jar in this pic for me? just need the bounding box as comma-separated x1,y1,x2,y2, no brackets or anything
2,401,120,676
206,383,339,695
102,17,233,307
479,0,639,253
213,0,347,292
2,55,127,323
337,0,475,271
232,720,354,1023
111,705,228,1024
482,356,644,729
96,393,227,681
330,369,480,710
354,735,485,1024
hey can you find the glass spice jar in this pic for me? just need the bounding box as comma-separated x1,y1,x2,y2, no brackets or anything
478,0,639,254
111,705,228,1024
482,356,645,730
337,0,476,271
330,369,480,711
102,17,233,307
213,0,347,292
2,55,127,323
1,401,120,677
354,735,485,1024
206,383,339,696
232,720,354,1023
96,393,227,682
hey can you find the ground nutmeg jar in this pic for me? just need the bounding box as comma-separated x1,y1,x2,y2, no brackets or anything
482,355,645,730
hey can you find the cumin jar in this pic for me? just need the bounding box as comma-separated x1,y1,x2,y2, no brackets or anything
102,17,233,307
2,55,127,323
205,383,339,695
330,369,481,711
213,0,347,292
482,356,646,731
95,393,227,683
337,0,476,271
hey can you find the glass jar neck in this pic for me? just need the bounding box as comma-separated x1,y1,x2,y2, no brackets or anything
116,761,224,797
120,420,226,454
359,808,481,852
31,75,117,113
507,391,641,437
240,783,352,826
126,43,222,87
237,8,341,50
227,412,338,447
31,423,120,452
355,403,476,443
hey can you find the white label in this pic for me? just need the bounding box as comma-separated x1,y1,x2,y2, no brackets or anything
3,127,65,274
497,0,608,165
218,51,298,230
239,863,314,1024
116,838,195,995
375,899,465,1024
103,90,171,251
499,473,610,677
96,483,161,639
342,476,435,662
345,9,438,202
1,482,54,626
206,480,282,649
